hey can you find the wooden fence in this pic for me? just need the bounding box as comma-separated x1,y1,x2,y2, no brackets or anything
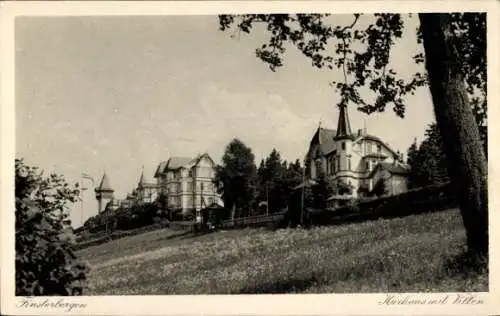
168,212,287,232
169,221,197,232
221,212,287,229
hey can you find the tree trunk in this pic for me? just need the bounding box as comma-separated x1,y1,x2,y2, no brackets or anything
419,14,488,256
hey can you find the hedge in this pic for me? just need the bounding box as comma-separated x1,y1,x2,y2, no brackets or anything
308,182,456,227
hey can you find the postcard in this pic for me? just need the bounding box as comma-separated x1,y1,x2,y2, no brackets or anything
1,1,499,315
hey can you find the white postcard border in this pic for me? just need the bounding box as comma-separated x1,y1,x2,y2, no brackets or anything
1,1,499,315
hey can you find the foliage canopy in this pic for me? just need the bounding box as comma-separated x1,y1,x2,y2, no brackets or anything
219,13,486,147
15,158,89,295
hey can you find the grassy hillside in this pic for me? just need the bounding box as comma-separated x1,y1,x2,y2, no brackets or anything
77,209,487,294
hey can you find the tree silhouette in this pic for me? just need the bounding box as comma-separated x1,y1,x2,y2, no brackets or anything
407,124,450,189
215,138,258,217
15,158,89,295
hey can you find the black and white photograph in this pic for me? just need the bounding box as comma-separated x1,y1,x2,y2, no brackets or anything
1,1,499,315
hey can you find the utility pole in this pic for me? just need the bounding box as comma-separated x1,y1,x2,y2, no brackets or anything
81,173,95,229
200,182,205,228
266,182,269,216
80,191,84,227
300,158,306,226
79,185,87,228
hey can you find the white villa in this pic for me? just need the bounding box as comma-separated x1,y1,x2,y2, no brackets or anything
154,153,223,217
305,104,410,206
94,154,222,216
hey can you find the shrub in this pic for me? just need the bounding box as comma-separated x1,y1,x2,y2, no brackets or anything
306,182,456,227
371,179,389,197
15,158,89,295
80,201,165,235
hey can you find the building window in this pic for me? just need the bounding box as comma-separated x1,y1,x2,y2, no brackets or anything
188,170,193,177
348,157,351,170
377,144,381,153
337,156,340,171
341,142,346,150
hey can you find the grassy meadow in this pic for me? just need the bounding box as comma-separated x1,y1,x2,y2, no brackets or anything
77,208,488,294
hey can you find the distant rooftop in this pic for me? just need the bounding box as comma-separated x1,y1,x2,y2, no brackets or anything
167,157,193,169
96,172,113,192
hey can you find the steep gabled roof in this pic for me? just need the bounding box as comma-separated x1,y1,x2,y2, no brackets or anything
138,168,157,188
191,153,216,167
154,161,167,178
167,157,193,170
308,127,338,157
155,154,215,176
138,169,145,185
96,173,114,192
318,128,337,155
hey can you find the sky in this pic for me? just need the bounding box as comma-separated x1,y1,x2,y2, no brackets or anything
15,14,435,227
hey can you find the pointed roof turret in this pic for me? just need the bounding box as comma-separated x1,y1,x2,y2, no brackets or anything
136,165,157,189
335,104,352,140
138,165,145,187
95,172,114,192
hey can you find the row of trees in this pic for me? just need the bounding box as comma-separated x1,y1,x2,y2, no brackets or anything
257,149,304,212
406,123,450,189
214,138,365,221
214,139,306,217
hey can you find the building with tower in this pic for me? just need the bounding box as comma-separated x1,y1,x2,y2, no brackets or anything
305,104,410,206
94,167,161,213
135,167,159,204
94,172,115,213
